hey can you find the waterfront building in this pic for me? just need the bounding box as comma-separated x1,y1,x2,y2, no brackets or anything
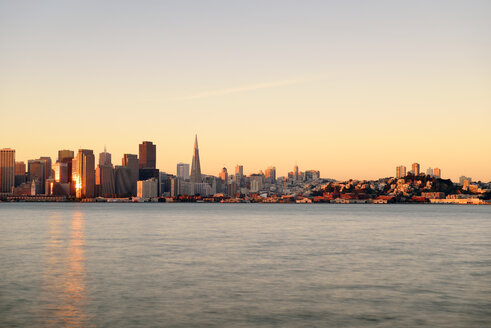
433,168,441,179
190,135,202,183
12,183,32,196
396,165,406,179
412,163,420,176
0,148,15,194
422,192,445,199
51,182,70,196
31,179,41,195
137,178,158,199
177,163,190,180
139,141,156,169
73,149,95,198
123,154,139,196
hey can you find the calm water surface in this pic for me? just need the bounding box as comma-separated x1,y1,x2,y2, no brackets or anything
0,203,490,327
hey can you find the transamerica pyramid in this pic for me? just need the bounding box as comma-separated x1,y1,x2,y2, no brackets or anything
190,134,202,183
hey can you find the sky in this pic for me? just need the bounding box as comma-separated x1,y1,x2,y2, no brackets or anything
1,0,490,181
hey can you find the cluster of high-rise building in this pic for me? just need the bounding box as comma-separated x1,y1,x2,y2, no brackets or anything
1,141,157,200
0,136,322,201
3,139,484,203
396,163,441,179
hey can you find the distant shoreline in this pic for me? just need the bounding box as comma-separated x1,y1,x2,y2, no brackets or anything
1,200,489,206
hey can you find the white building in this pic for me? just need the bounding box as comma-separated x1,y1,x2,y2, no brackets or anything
194,183,213,196
137,178,158,199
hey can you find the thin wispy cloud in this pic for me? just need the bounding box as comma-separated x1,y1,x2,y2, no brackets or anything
176,78,304,101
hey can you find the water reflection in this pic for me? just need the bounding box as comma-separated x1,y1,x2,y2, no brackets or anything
41,210,88,327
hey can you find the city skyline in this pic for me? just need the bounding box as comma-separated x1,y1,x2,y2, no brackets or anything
2,136,488,205
1,1,490,181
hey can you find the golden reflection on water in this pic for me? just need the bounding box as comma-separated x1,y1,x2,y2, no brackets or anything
41,210,88,327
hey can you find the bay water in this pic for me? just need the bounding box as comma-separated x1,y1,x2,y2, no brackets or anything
0,203,490,327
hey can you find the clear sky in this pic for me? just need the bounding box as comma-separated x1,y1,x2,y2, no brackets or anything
1,0,490,181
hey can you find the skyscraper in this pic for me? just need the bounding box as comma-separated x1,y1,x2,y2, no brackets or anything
190,135,202,183
219,167,228,182
265,166,276,183
39,157,53,180
53,162,69,183
58,150,74,163
73,149,95,198
96,164,115,197
99,146,112,166
14,161,26,187
412,163,420,176
294,165,299,181
123,154,139,196
219,167,228,194
96,147,115,197
177,163,190,180
0,148,15,193
235,165,244,186
433,168,441,179
139,141,156,169
396,165,406,178
57,149,74,188
114,165,132,196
